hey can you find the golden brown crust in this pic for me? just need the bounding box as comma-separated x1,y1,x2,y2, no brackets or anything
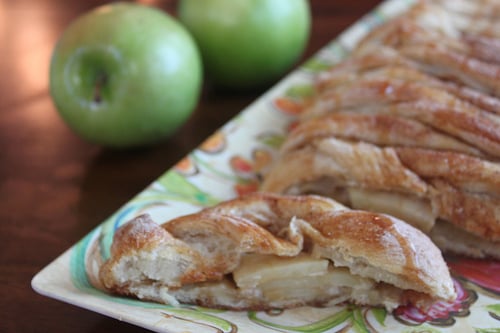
262,138,429,196
99,193,456,310
283,112,482,156
395,148,500,197
301,78,500,158
262,0,500,258
430,180,500,241
261,136,500,243
313,49,500,115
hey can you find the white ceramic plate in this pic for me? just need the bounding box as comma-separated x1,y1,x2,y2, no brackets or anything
32,0,500,332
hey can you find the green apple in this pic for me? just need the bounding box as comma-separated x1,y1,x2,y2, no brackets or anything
178,0,310,90
50,3,202,148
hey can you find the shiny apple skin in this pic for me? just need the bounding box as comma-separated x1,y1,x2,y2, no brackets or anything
50,3,202,148
178,0,310,90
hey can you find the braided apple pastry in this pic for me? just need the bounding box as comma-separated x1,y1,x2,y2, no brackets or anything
99,193,455,311
261,0,500,258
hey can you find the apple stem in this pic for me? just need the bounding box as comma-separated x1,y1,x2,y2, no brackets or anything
93,73,107,103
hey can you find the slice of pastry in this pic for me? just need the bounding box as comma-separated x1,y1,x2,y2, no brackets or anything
99,192,456,311
261,0,500,259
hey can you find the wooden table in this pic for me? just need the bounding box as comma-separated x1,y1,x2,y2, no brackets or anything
0,1,381,331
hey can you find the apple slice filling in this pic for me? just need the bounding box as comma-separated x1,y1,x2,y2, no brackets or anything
232,253,377,305
347,188,437,232
233,253,329,289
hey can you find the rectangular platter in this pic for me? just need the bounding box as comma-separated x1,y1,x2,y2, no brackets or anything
32,0,500,332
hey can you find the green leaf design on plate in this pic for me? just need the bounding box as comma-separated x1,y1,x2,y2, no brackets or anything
249,307,392,333
258,133,286,149
486,304,500,316
162,308,236,333
301,58,333,73
248,308,353,333
96,203,141,260
284,84,315,99
71,229,97,292
475,329,500,333
371,308,387,327
352,308,370,333
156,171,221,206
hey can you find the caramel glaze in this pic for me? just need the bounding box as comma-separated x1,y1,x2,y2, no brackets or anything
282,112,483,157
310,211,418,283
313,52,500,115
395,148,500,197
301,77,500,158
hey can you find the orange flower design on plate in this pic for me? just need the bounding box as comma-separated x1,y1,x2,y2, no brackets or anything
230,149,273,196
173,156,198,176
273,97,305,116
272,84,314,116
200,131,226,154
